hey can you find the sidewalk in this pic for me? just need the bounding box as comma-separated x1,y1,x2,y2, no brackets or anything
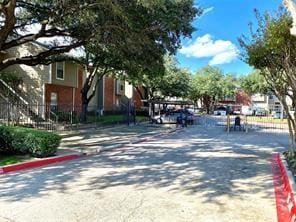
57,124,176,155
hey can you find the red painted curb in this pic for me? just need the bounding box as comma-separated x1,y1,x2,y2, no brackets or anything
272,153,296,222
0,154,81,175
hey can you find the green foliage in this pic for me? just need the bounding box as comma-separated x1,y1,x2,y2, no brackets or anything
128,55,191,99
239,8,296,147
238,10,295,95
284,150,296,173
0,125,61,157
1,0,201,70
78,1,201,117
0,71,22,88
25,131,61,157
240,71,270,94
0,155,23,166
0,125,14,153
158,56,191,98
189,66,237,101
189,66,238,112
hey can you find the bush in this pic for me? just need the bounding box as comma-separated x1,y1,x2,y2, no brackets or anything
0,125,61,157
0,126,14,153
25,131,61,157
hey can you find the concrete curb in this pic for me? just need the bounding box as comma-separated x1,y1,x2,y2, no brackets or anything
0,154,81,175
272,153,296,221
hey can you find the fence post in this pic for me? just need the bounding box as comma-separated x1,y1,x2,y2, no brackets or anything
7,102,10,125
127,99,130,126
227,114,230,133
245,115,248,133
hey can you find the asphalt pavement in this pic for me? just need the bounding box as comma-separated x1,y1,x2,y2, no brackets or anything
0,125,290,222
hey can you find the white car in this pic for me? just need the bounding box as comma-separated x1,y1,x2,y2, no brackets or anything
214,110,227,116
272,111,286,119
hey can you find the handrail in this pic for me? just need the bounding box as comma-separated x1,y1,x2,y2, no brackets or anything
50,110,59,123
0,91,9,102
0,79,29,105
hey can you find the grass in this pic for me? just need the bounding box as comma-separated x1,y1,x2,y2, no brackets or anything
86,115,148,124
245,116,288,124
284,150,296,175
0,155,23,166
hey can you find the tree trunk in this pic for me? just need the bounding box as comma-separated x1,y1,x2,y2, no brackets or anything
278,95,296,149
81,91,88,122
203,96,211,114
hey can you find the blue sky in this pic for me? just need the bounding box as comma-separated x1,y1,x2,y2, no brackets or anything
177,0,283,76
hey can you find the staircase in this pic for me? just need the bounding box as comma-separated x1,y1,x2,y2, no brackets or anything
0,79,55,129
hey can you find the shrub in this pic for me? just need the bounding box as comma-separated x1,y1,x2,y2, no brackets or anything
0,125,61,157
25,131,61,157
0,125,14,153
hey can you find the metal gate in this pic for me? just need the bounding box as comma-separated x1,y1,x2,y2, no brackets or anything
196,114,289,134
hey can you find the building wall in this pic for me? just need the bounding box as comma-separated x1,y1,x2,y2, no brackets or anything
51,61,78,88
104,77,116,111
133,87,145,110
2,43,51,106
74,67,84,108
45,66,84,109
45,84,74,107
1,43,86,116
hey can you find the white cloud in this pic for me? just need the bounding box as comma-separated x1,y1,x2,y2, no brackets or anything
179,34,239,65
203,7,214,16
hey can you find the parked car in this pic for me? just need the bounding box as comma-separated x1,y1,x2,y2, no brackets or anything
233,110,241,115
152,109,195,124
241,106,253,116
214,106,227,116
254,108,267,116
272,111,287,119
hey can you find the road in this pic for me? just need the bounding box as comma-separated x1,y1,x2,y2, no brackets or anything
0,126,289,222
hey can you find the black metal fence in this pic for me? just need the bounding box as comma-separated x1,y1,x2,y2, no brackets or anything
0,102,146,131
196,114,289,134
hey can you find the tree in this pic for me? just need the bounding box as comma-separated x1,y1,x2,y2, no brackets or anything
158,56,191,99
2,0,197,71
239,9,296,147
0,0,102,70
77,1,201,119
189,66,237,113
132,56,190,99
240,70,270,95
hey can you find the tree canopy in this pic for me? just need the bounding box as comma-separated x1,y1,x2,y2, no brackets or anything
239,8,296,146
189,66,237,113
157,56,191,98
0,0,201,71
240,71,270,95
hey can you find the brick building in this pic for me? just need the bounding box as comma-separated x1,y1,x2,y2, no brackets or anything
0,42,86,117
90,75,146,113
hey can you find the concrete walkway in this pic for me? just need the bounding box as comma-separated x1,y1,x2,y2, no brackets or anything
0,126,289,222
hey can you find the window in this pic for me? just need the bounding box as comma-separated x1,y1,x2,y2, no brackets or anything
115,80,124,95
56,62,64,80
50,92,58,110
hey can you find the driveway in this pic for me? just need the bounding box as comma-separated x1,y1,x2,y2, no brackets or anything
0,126,289,222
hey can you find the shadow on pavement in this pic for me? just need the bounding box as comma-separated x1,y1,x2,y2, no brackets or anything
0,127,289,205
